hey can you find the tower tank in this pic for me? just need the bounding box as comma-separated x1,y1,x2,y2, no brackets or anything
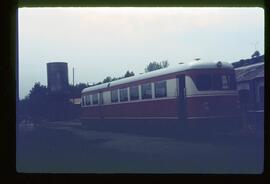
47,62,69,95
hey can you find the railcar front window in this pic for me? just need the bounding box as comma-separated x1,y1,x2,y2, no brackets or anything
130,86,139,100
222,75,229,89
92,94,98,105
111,89,118,103
213,74,222,90
195,74,211,91
120,88,128,102
141,83,152,99
195,73,236,91
155,81,167,98
229,74,237,89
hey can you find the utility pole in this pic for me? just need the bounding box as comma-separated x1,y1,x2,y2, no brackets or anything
251,41,259,51
72,67,75,103
73,67,75,87
254,42,259,50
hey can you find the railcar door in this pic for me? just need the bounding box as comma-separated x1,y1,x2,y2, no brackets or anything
177,75,186,120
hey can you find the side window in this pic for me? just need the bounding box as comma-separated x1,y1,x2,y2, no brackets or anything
81,96,85,106
130,86,139,101
141,83,152,99
90,95,92,105
111,89,118,103
99,93,103,105
85,95,91,106
120,88,128,102
92,94,99,105
154,81,167,98
84,96,87,106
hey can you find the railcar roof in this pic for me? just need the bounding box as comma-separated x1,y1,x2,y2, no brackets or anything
82,61,233,94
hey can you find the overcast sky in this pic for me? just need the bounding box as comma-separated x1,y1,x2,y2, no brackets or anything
18,7,264,99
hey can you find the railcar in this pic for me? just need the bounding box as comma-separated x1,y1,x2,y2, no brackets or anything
80,61,242,134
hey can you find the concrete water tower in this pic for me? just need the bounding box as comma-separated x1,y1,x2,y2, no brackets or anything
47,62,69,95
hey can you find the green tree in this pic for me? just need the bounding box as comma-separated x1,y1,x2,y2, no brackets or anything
251,50,260,58
124,70,135,78
90,70,136,87
161,60,169,68
18,82,84,122
103,76,112,83
145,60,169,72
19,82,50,121
69,83,90,98
28,82,48,100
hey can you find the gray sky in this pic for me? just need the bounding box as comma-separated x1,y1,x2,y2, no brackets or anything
19,7,264,99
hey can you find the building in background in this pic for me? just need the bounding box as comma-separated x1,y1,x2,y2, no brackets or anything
69,98,81,105
233,55,264,130
235,62,264,110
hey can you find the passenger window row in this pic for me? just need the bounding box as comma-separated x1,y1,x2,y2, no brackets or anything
81,80,167,107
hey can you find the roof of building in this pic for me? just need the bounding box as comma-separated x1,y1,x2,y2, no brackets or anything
232,55,264,68
82,61,233,94
234,62,264,82
69,98,81,105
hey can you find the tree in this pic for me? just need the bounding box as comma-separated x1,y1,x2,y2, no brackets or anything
161,60,169,68
28,82,48,101
17,96,31,121
251,50,260,58
18,82,87,122
103,76,112,83
124,70,135,78
145,60,169,72
18,82,50,121
69,83,90,98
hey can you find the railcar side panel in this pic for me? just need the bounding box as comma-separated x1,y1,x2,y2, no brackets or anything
81,98,179,119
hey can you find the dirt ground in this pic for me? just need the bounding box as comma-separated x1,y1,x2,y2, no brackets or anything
16,121,264,174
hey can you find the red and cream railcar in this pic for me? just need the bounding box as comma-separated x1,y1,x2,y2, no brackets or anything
81,61,241,131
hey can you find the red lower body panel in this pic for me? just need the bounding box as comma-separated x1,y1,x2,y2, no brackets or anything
81,98,179,119
186,95,240,118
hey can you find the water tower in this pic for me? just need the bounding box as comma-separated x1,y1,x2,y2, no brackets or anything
47,62,69,95
46,62,71,121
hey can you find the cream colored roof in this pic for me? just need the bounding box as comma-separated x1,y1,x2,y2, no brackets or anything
82,61,233,94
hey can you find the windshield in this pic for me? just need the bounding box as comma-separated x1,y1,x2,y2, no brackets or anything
195,73,236,91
